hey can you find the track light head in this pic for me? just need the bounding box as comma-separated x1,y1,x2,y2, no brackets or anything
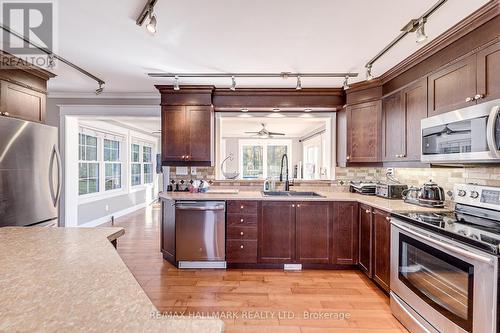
230,76,236,91
365,65,373,81
296,75,302,90
343,75,350,90
415,19,428,44
95,82,104,95
47,54,56,69
173,76,180,91
146,6,157,34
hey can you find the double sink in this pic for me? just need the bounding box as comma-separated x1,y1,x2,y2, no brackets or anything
261,191,325,198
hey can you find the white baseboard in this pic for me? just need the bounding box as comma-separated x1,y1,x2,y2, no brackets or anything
78,203,146,228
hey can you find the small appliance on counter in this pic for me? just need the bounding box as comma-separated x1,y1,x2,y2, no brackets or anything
375,182,408,199
349,181,377,195
401,180,445,208
390,183,500,333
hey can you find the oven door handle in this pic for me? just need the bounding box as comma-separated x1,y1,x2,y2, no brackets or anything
392,221,494,265
486,105,500,158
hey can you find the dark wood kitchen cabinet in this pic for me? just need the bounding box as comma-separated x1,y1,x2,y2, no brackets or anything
358,204,373,277
382,92,405,162
226,200,258,264
428,55,477,116
346,100,382,163
160,198,176,265
382,79,427,162
0,80,46,123
372,209,391,293
332,202,359,265
161,105,213,166
259,201,296,263
476,40,500,102
296,201,331,264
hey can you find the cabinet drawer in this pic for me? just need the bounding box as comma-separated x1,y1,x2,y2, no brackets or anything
227,201,258,214
227,226,257,240
226,240,257,263
227,214,257,226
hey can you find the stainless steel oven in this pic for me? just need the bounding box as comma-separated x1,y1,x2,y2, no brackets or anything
421,98,500,163
390,218,498,333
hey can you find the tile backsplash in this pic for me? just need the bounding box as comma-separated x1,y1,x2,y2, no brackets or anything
335,166,500,200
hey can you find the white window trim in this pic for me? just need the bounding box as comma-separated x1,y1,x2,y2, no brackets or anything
238,139,292,180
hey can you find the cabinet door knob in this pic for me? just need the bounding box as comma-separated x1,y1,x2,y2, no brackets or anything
297,204,300,208
465,97,474,102
386,217,391,222
365,209,370,214
292,204,295,208
240,205,244,209
346,155,351,160
474,94,484,100
186,155,190,159
181,155,185,159
4,112,9,116
240,245,244,249
240,231,244,236
240,218,244,222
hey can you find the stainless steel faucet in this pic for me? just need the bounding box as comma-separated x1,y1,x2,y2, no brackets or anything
280,154,291,191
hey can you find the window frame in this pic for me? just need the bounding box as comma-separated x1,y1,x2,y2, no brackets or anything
103,138,123,192
130,140,155,188
238,139,292,180
78,133,100,196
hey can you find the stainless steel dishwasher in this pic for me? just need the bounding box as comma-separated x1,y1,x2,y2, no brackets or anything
175,201,226,268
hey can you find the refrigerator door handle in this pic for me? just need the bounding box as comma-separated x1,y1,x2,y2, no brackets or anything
49,144,62,207
54,144,62,206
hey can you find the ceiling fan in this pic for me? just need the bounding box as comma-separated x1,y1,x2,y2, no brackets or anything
245,123,285,138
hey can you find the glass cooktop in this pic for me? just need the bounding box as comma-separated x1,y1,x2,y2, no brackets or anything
393,207,500,255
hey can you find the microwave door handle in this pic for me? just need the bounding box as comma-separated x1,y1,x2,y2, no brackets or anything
392,221,494,264
486,105,500,158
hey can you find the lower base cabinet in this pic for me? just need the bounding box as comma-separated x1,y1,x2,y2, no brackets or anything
332,202,359,265
358,204,391,293
373,209,391,292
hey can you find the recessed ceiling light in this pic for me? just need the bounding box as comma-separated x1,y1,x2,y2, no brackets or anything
241,108,249,112
304,108,312,113
272,108,280,112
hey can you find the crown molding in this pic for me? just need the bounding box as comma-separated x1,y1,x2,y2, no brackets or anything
48,91,160,99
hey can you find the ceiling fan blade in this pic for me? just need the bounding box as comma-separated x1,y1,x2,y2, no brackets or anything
244,131,260,134
268,132,285,136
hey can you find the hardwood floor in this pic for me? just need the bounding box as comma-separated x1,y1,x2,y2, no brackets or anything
108,204,408,333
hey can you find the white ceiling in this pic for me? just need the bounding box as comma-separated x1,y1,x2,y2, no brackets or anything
47,0,489,94
220,115,327,137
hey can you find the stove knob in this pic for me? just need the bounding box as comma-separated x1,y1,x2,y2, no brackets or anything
457,190,466,197
470,191,479,199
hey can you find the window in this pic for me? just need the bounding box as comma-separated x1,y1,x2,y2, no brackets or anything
79,134,99,195
143,146,153,184
239,140,291,180
131,142,154,186
131,144,141,186
104,139,121,191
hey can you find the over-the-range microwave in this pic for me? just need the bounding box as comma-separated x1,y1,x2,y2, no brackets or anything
421,98,500,164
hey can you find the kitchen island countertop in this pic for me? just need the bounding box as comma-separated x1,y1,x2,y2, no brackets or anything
0,227,224,333
160,190,450,213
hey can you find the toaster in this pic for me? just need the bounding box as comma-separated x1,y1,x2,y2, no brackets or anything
375,183,408,199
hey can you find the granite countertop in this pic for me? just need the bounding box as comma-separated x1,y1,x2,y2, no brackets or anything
0,227,224,333
160,191,450,213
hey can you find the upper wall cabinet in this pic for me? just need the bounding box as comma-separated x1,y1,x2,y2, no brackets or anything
382,78,427,162
161,105,213,166
427,55,477,116
156,85,215,167
428,40,500,116
476,40,500,103
346,100,382,163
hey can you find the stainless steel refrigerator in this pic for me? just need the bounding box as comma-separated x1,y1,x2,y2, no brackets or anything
0,116,61,227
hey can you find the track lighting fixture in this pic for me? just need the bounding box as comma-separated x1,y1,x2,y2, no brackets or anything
95,82,104,95
47,54,55,69
343,75,350,90
173,76,180,91
146,6,157,34
230,76,236,91
415,18,428,44
365,65,373,81
296,75,302,90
